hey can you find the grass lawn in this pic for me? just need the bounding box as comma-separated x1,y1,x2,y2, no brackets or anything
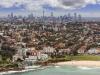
66,54,100,61
49,55,100,62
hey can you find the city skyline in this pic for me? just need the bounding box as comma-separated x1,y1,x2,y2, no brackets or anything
0,0,100,17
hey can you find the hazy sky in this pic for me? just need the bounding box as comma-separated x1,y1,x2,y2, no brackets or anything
0,0,100,17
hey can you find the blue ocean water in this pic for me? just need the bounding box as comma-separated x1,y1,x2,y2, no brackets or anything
4,66,100,75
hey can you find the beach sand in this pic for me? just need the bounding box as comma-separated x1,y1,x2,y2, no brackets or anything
56,61,100,67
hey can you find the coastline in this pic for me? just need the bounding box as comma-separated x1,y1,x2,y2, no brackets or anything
56,61,100,67
1,61,100,75
0,65,48,75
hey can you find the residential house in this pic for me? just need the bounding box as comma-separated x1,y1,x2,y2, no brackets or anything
43,46,55,55
87,48,100,54
78,46,87,54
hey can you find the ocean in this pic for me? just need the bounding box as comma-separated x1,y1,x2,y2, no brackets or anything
2,66,100,75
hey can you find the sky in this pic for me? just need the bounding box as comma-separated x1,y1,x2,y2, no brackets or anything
0,0,100,17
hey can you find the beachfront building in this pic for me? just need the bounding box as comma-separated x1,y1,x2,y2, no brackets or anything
13,54,24,62
24,56,38,66
24,50,48,66
87,48,100,54
24,49,38,66
59,48,71,55
43,46,55,55
77,46,87,54
37,51,48,61
17,48,28,57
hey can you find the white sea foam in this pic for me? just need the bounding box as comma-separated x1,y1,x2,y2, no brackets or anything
0,71,22,75
55,66,60,68
25,65,40,69
77,66,100,70
0,65,44,75
0,69,33,75
77,66,93,70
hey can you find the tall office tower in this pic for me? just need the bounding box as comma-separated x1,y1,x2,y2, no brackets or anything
51,12,54,18
61,16,64,24
42,10,45,31
50,11,55,29
67,13,72,22
11,12,14,19
28,13,34,19
74,12,77,22
7,14,10,19
42,10,45,23
51,12,54,23
78,14,82,22
31,13,34,18
43,10,45,18
68,13,71,18
10,12,14,24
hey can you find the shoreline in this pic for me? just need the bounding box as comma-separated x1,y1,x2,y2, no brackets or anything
0,65,48,75
0,60,54,75
1,61,100,74
56,61,100,67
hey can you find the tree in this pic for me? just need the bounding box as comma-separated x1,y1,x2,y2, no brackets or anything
1,43,17,61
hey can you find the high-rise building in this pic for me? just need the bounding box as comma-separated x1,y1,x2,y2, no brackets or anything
78,14,82,22
68,13,71,18
28,13,34,19
43,10,45,18
51,12,54,23
42,10,45,23
51,12,54,18
67,13,72,22
74,12,77,22
11,12,14,18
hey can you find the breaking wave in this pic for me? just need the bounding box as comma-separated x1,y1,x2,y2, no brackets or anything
0,66,47,75
77,66,100,70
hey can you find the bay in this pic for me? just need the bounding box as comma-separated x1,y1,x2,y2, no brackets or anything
4,66,100,75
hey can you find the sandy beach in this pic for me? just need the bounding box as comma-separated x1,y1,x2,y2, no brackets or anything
56,61,100,67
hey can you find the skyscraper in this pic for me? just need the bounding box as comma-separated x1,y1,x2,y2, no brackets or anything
74,12,77,22
42,10,45,23
51,12,54,24
78,14,82,22
11,12,14,19
68,13,71,18
67,13,72,22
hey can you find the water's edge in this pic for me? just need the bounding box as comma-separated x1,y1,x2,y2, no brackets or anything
1,65,100,75
0,66,50,75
